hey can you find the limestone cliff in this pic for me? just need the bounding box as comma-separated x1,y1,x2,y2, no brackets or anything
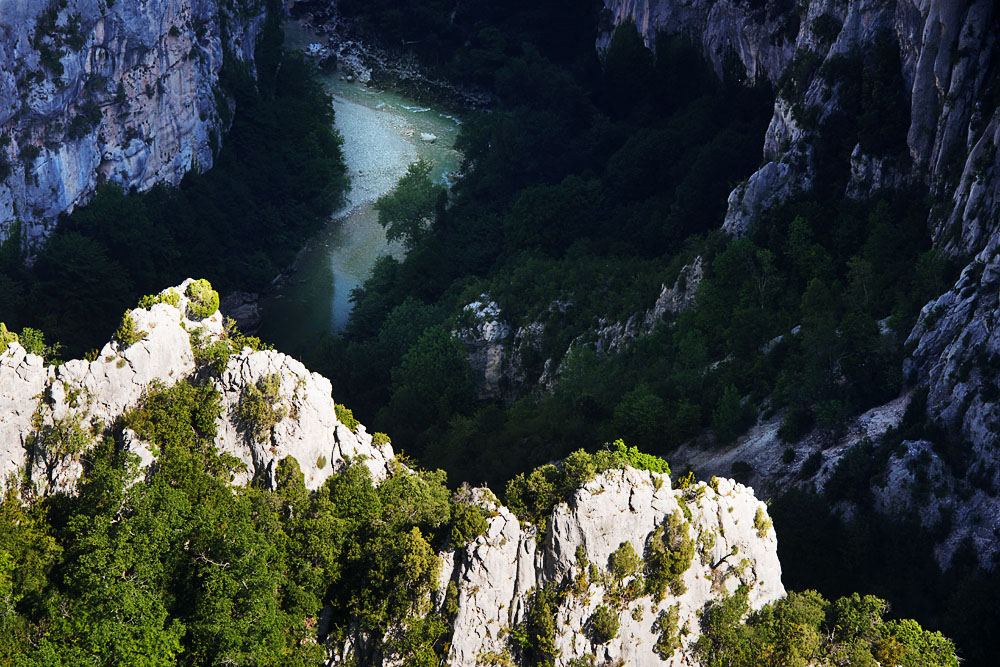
602,0,1000,247
0,278,392,495
595,0,1000,567
0,0,279,248
456,258,704,402
435,470,782,667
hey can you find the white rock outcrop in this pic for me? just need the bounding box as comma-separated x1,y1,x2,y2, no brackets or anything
0,341,48,486
214,348,393,489
0,279,392,495
0,0,279,248
456,298,513,401
601,0,1000,572
440,468,784,666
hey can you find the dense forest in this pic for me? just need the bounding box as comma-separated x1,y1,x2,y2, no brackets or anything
0,376,958,665
0,0,993,664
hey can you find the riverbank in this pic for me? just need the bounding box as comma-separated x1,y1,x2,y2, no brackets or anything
254,20,463,356
287,0,493,112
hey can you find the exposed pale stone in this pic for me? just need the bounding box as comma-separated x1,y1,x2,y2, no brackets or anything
213,348,394,490
0,280,392,495
440,468,784,666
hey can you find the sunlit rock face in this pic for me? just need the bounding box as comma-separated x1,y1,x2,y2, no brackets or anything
437,470,783,667
0,279,392,496
0,0,278,248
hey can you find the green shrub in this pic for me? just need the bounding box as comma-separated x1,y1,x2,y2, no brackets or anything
730,460,753,485
506,446,666,528
185,279,219,320
189,328,232,375
587,605,619,643
644,510,695,601
693,588,959,667
29,416,92,459
138,288,180,309
779,406,814,442
801,451,823,478
515,586,559,666
335,403,361,431
609,541,641,581
236,373,285,442
712,385,750,445
316,455,327,469
611,439,669,475
754,506,773,538
0,322,19,348
228,326,271,352
653,604,681,658
449,501,489,548
115,310,147,348
372,432,391,447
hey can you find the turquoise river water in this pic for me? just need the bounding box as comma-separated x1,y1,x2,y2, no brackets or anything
257,22,462,354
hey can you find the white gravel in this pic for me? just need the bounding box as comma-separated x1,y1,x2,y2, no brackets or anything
332,95,417,211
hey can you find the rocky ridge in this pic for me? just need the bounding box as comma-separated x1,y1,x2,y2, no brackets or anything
0,278,391,496
435,469,783,667
1,281,786,666
0,0,278,248
594,0,1000,568
457,258,704,402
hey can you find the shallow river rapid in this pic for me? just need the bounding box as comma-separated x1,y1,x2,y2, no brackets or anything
256,22,462,354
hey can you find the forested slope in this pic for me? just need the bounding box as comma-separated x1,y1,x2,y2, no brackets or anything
302,1,1000,663
0,286,957,666
1,0,997,662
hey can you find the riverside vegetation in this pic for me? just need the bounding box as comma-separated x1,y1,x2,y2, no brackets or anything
0,0,983,664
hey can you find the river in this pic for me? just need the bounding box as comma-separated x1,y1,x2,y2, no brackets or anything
256,21,463,355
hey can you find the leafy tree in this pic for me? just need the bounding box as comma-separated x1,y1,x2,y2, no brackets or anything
694,588,958,667
375,159,445,250
613,384,669,449
587,605,619,643
644,510,695,601
382,326,474,447
712,384,748,445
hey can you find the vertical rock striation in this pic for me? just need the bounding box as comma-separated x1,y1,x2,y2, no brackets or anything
440,470,783,666
0,0,279,248
600,0,1000,567
601,0,999,246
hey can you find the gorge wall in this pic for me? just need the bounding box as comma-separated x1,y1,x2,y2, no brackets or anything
431,471,782,667
593,0,1000,566
0,0,279,248
602,0,1000,246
